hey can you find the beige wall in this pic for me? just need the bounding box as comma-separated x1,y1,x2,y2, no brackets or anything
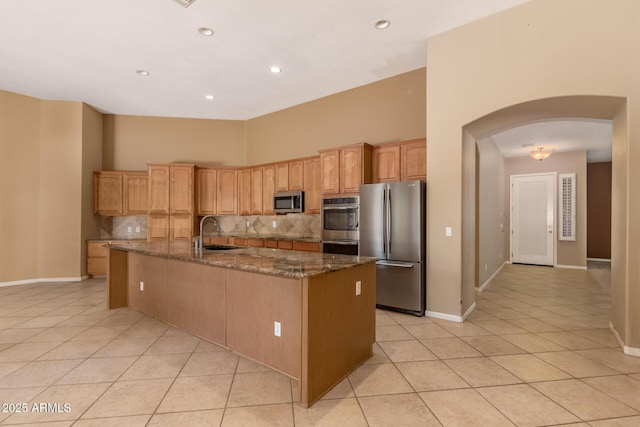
477,137,506,287
245,68,426,165
504,151,587,267
103,115,246,170
427,0,640,348
0,91,42,282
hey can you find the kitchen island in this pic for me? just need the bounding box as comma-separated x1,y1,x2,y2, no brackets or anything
106,241,376,407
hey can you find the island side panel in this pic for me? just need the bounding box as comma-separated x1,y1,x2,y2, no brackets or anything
225,269,302,378
165,259,226,346
126,252,167,320
107,249,128,309
300,262,375,406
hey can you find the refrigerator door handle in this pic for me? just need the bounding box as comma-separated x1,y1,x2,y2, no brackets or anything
382,188,387,255
386,187,391,255
376,260,415,268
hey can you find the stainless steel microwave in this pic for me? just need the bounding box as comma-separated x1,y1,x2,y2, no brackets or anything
273,191,304,214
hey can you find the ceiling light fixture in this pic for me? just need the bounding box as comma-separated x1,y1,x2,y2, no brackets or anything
270,66,282,73
198,27,214,37
174,0,196,7
530,147,554,161
136,70,150,76
375,20,391,30
205,94,214,100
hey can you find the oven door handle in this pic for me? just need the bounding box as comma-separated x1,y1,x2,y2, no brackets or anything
322,206,357,210
322,240,358,245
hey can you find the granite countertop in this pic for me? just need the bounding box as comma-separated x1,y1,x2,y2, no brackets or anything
206,233,321,243
109,241,375,279
87,238,147,242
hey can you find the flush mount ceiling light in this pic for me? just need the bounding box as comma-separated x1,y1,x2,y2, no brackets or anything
198,27,214,37
530,147,554,161
136,70,150,76
205,94,214,100
270,66,282,73
375,20,391,30
174,0,196,7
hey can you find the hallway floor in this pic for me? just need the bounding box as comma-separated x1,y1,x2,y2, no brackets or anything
1,263,640,426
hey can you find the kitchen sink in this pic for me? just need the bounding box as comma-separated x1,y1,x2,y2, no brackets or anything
203,244,242,251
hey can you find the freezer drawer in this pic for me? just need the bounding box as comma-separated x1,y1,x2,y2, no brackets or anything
375,260,424,315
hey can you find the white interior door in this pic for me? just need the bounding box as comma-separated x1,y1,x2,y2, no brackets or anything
511,173,555,266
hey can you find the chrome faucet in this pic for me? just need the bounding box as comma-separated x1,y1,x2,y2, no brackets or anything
197,215,220,251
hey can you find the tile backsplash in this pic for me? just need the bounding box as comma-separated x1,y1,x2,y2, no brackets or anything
99,214,320,240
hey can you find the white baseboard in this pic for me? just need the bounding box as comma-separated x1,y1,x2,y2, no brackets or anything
478,262,506,292
587,258,612,263
609,322,640,357
426,309,463,323
0,276,88,288
555,264,588,270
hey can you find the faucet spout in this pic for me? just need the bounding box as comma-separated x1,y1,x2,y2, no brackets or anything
198,215,220,251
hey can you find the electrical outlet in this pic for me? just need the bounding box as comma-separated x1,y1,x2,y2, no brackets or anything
246,220,250,227
445,227,452,237
272,220,277,228
136,226,140,233
484,264,488,271
355,280,361,296
274,321,281,337
127,226,132,233
139,281,144,291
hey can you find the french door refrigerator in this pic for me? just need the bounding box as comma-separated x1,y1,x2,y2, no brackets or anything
359,181,426,316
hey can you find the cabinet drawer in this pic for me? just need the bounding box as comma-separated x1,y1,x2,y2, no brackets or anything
264,239,278,249
232,237,248,246
248,238,265,248
277,240,293,250
87,242,108,258
87,257,107,275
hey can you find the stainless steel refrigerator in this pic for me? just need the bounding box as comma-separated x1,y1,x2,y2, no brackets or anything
359,181,426,315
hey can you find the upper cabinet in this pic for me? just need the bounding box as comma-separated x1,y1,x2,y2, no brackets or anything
196,168,217,216
275,162,289,192
288,160,304,191
217,169,239,215
303,156,321,214
319,142,372,195
372,139,426,183
94,171,147,216
170,164,195,215
148,164,171,215
262,164,275,215
238,168,251,216
250,167,263,215
400,138,427,181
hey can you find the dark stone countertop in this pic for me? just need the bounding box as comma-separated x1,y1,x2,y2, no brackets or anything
108,241,375,279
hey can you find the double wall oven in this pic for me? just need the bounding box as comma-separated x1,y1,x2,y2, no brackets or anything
321,196,359,255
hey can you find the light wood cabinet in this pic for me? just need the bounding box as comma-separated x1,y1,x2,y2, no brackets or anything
87,240,131,275
276,162,289,192
289,160,304,191
264,239,278,249
292,241,321,252
372,144,401,183
263,164,275,215
277,240,293,250
303,156,321,214
238,168,251,216
401,138,427,181
216,169,239,215
319,143,372,195
124,172,148,215
251,167,263,215
93,172,124,215
147,163,195,242
196,168,216,215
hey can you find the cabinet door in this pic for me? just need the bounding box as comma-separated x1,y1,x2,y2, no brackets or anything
262,164,275,215
372,145,401,183
197,168,217,215
340,145,365,194
401,139,427,181
124,172,148,215
216,169,238,215
288,160,304,191
250,167,263,215
275,162,289,192
292,241,320,252
320,149,340,195
170,214,194,241
94,172,124,215
238,168,251,216
148,165,170,214
147,215,169,241
303,156,321,214
170,164,194,215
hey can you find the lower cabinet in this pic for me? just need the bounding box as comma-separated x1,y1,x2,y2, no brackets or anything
87,241,130,275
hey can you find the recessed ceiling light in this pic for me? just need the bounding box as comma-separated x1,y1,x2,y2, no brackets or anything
136,70,150,76
205,94,214,100
375,20,390,30
198,27,214,37
270,66,282,73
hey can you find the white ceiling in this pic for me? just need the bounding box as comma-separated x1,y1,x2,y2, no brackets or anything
0,0,528,120
491,120,613,163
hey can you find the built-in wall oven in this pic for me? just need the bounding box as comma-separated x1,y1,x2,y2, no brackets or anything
321,196,359,256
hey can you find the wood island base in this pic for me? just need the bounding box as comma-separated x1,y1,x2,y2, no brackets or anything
107,248,376,407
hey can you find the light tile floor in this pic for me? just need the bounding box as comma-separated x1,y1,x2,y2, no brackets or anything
1,263,639,426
